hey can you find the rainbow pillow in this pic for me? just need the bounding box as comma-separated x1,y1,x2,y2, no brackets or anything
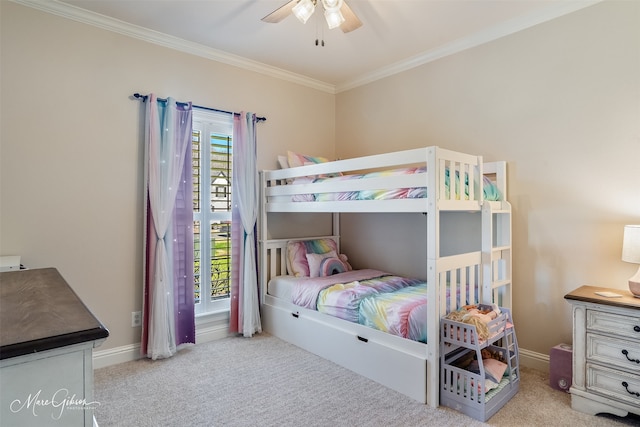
319,257,351,277
306,251,338,278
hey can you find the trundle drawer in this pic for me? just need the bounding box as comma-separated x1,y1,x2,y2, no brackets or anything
586,363,640,408
263,303,428,402
587,333,640,373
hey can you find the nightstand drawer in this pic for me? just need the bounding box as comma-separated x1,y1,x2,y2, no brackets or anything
587,309,640,340
587,334,640,373
586,363,640,408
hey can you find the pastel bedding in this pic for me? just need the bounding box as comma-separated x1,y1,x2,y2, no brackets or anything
291,269,422,320
359,283,428,342
289,167,501,202
288,269,430,342
316,272,423,323
282,267,482,343
358,282,481,343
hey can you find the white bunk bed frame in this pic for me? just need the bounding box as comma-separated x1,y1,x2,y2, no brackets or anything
258,146,512,408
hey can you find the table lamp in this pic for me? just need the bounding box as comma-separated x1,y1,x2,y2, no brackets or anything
622,225,640,297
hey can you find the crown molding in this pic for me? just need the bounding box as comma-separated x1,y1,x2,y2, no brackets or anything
12,0,601,95
336,0,602,93
11,0,337,94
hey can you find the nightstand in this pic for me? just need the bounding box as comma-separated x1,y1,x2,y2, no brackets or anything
565,285,640,417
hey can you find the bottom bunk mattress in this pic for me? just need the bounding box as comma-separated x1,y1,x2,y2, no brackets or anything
267,269,474,343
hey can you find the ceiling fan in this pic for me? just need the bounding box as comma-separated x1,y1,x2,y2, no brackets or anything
262,0,363,33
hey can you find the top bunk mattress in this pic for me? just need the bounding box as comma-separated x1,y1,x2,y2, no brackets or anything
262,147,507,213
271,167,501,203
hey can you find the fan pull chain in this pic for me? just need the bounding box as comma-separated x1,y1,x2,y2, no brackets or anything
314,10,325,47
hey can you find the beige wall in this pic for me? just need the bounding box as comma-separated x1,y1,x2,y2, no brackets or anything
336,0,640,356
0,2,334,351
2,0,639,361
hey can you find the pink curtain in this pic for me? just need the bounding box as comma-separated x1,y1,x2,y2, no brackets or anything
141,94,195,359
229,112,262,337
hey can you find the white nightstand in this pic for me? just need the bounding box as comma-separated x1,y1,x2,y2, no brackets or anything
565,285,640,417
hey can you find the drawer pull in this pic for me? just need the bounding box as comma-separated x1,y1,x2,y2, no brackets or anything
635,326,640,333
622,349,640,364
622,381,640,398
291,313,299,318
357,336,368,343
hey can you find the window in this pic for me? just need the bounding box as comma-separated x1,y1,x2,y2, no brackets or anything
192,110,234,315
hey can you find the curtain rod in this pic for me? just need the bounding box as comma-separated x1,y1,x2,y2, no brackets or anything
132,93,266,122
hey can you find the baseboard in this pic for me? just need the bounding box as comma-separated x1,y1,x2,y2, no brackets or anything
519,347,550,372
193,323,232,344
95,326,552,374
92,323,231,369
93,343,141,369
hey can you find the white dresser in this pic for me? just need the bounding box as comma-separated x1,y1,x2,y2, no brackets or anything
565,286,640,417
0,268,109,426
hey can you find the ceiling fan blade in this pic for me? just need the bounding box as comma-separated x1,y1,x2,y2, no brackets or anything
261,0,298,23
339,1,362,33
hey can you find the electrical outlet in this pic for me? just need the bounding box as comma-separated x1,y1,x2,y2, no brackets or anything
131,311,142,327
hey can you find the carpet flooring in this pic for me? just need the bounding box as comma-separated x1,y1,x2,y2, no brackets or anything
94,333,640,427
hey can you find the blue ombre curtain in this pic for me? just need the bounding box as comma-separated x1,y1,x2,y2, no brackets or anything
229,112,262,337
141,94,195,359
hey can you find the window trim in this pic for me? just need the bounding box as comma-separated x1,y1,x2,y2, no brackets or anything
193,110,233,316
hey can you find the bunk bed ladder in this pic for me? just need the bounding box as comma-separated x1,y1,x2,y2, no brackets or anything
481,190,513,309
504,311,520,386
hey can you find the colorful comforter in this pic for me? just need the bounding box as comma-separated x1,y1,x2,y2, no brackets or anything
359,284,428,342
290,269,480,343
291,269,423,323
291,167,501,202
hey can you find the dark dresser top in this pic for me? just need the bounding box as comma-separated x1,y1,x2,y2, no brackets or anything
565,285,640,311
0,268,109,359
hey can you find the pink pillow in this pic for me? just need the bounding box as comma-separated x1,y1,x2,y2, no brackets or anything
483,358,508,383
287,150,330,168
286,238,338,277
285,151,342,179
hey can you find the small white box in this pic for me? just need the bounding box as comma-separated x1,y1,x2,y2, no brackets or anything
0,256,21,272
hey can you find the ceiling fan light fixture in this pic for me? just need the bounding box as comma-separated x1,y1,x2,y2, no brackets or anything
324,7,344,29
292,0,316,24
321,0,341,8
322,0,344,29
263,0,361,33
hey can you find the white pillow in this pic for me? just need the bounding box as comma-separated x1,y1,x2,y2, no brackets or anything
277,155,289,169
305,250,337,278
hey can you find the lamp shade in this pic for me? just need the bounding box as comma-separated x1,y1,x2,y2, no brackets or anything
622,225,640,264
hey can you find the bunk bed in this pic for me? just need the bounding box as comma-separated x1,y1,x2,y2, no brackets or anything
258,146,512,409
